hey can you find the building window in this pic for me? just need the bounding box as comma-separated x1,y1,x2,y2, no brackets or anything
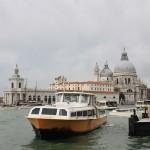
38,95,41,101
117,78,119,84
19,83,21,88
125,78,127,84
53,96,55,103
33,95,36,101
11,83,14,88
128,78,131,84
28,95,32,100
48,96,51,104
44,96,47,102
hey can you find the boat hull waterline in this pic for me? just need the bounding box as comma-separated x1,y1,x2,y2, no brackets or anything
28,117,107,139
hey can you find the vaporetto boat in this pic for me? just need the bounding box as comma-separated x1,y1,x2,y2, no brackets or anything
27,91,107,139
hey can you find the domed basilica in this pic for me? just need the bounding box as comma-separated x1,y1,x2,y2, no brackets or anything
93,49,147,104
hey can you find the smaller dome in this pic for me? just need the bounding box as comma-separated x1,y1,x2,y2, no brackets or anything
100,61,113,77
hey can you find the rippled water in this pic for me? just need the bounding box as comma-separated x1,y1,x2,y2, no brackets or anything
0,108,150,150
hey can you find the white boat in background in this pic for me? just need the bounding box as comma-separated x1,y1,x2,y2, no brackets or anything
17,105,33,110
135,100,150,109
109,108,143,118
0,106,17,110
95,100,118,110
27,91,107,139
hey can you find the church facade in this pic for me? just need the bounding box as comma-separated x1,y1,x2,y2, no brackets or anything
94,50,147,104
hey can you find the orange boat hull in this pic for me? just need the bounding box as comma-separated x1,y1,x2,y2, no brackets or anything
27,117,107,139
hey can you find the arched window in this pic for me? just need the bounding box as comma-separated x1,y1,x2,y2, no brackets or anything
44,96,47,102
48,96,51,104
117,78,119,84
125,78,127,84
127,89,132,93
37,95,41,101
53,96,55,103
11,83,14,88
128,78,131,84
33,95,36,101
19,83,21,88
28,95,32,100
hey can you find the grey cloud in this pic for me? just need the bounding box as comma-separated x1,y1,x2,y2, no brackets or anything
0,0,150,95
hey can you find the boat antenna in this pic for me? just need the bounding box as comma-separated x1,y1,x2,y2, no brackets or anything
35,81,37,101
63,81,65,92
25,78,27,102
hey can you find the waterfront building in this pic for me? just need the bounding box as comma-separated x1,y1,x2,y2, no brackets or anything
49,76,119,103
113,49,147,104
3,65,55,105
93,49,147,104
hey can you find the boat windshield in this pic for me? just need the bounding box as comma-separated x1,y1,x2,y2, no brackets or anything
56,94,62,102
63,93,80,103
136,101,144,105
81,94,89,103
106,101,117,107
144,100,150,105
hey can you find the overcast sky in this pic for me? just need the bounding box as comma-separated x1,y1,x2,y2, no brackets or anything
0,0,150,95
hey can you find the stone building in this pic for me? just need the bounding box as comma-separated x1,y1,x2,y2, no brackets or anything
49,76,119,103
93,49,147,104
3,65,55,105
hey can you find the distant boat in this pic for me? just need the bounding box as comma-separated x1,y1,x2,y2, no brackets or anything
95,100,118,110
135,99,150,109
26,91,107,139
109,108,143,118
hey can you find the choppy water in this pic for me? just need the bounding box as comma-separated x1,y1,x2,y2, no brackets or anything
0,108,150,150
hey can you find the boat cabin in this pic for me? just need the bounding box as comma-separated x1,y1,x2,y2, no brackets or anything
55,92,96,107
28,92,106,120
95,100,118,110
136,100,150,109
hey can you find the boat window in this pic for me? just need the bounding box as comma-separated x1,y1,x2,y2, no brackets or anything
81,94,89,103
106,101,117,107
99,110,105,115
59,109,67,116
56,94,62,102
42,108,57,115
31,108,40,115
88,110,94,116
100,102,106,106
63,94,79,102
71,112,76,117
137,102,144,104
77,111,82,116
144,101,150,105
83,111,87,116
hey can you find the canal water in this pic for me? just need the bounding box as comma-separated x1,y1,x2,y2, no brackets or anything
0,108,150,150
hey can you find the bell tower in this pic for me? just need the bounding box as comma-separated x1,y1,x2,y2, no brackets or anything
9,64,25,89
93,62,100,81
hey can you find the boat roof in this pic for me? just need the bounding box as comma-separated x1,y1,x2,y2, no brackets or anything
30,105,95,111
97,100,117,102
56,91,95,96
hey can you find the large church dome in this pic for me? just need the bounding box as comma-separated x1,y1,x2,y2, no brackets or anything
114,50,136,73
100,61,113,77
